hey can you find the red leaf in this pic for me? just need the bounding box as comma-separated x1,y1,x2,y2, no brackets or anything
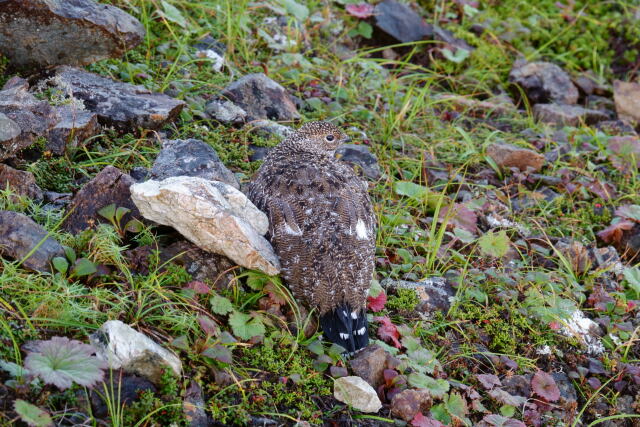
374,316,401,348
531,370,560,402
367,290,387,312
586,179,617,201
184,280,210,294
197,315,220,337
439,203,478,234
597,220,635,244
345,3,375,18
615,205,640,222
476,374,502,390
412,412,445,427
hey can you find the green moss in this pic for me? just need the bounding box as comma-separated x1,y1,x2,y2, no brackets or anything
386,288,420,313
207,337,332,424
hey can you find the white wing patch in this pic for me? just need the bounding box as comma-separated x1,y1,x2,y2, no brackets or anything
283,222,303,236
355,219,369,240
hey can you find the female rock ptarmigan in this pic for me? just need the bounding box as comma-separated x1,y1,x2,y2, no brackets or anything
247,121,375,353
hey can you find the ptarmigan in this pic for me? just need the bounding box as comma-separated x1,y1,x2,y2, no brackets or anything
247,121,375,353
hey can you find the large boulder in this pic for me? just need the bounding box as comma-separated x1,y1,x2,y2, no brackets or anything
47,66,185,131
0,0,144,70
130,176,281,276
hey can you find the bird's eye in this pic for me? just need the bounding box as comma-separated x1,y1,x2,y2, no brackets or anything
325,134,335,142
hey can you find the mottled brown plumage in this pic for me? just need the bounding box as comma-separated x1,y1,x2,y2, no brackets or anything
247,121,375,352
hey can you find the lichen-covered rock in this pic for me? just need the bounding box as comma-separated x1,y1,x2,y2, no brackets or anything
62,165,140,234
333,376,382,413
149,139,239,189
130,176,280,276
382,277,456,315
486,142,545,172
0,210,64,272
0,164,43,201
222,73,300,122
89,320,182,385
0,77,59,160
509,61,579,105
49,66,185,131
205,99,247,124
0,0,144,70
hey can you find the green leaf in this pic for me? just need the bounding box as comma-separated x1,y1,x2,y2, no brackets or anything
63,246,76,264
24,337,106,390
368,279,383,298
441,47,470,63
52,257,69,274
71,258,97,278
229,311,266,340
430,403,451,425
0,359,28,377
210,294,234,315
14,400,53,427
407,348,440,374
246,272,269,291
115,206,130,223
280,0,309,21
97,203,116,221
407,372,450,398
444,392,469,421
394,181,430,200
201,345,233,364
125,219,143,233
160,1,187,28
623,267,640,296
357,21,373,38
327,343,346,359
307,340,324,356
401,336,421,352
478,230,510,258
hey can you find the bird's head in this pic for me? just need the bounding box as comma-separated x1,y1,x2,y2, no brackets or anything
289,121,351,154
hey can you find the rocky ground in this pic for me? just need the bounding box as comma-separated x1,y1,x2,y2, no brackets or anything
1,0,640,426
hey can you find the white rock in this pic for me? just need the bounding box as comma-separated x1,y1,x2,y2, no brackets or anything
334,376,382,413
561,310,604,355
89,320,182,384
205,99,246,124
130,176,280,275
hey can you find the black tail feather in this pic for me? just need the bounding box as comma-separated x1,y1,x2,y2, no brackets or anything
320,304,369,354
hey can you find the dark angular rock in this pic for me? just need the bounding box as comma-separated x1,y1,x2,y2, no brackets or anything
160,240,235,288
46,105,100,155
90,373,156,418
533,103,609,126
248,145,271,162
221,73,300,122
49,66,185,131
349,344,389,388
0,0,144,71
501,374,532,398
374,0,433,43
0,164,43,201
335,144,381,180
183,380,209,427
509,61,579,105
0,77,59,160
149,138,239,189
0,210,64,272
129,166,149,182
551,372,578,406
62,165,140,234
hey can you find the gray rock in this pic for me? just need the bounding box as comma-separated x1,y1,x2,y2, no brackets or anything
533,103,609,126
150,138,239,189
382,277,456,315
90,374,156,418
160,240,235,289
333,376,382,413
509,61,579,105
551,372,577,406
0,210,64,272
47,105,100,155
0,77,60,160
248,145,271,162
183,380,209,427
349,345,389,388
374,0,433,43
486,142,545,172
335,144,381,180
0,164,43,201
50,66,185,131
221,73,300,122
614,80,640,124
247,120,295,140
205,99,247,124
62,165,141,234
0,0,144,70
130,176,280,276
90,320,182,385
